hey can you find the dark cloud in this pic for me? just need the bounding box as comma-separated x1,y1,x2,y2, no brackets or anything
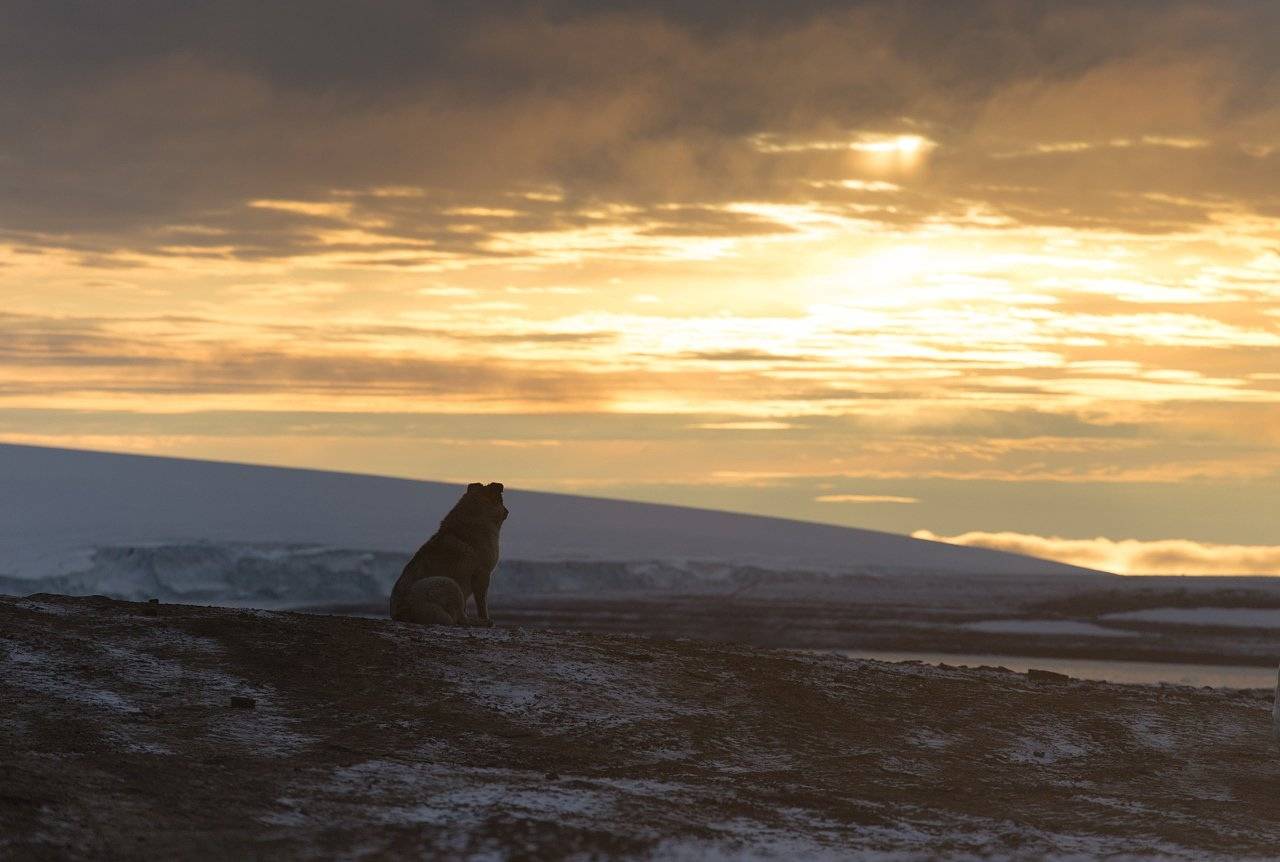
3,1,1279,256
0,312,149,363
0,312,632,404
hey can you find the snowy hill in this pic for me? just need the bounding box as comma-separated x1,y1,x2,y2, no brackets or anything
0,444,1101,607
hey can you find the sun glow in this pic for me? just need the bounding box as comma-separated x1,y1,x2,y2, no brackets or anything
750,130,937,175
848,134,931,155
849,134,937,174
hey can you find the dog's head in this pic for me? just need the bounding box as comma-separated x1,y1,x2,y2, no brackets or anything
460,481,508,525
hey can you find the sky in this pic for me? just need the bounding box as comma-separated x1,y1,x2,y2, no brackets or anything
2,1,1279,573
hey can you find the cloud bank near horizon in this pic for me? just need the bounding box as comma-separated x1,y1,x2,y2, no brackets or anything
914,530,1280,575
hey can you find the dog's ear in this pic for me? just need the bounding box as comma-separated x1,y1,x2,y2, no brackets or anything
487,482,504,493
468,482,483,491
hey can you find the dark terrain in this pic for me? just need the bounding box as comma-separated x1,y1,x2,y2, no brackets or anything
317,564,1280,669
3,594,1279,859
11,542,1280,671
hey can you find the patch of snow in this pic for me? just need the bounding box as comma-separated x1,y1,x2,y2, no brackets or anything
463,680,544,715
589,777,694,797
1127,716,1177,752
1074,794,1163,817
1,629,312,758
380,783,610,827
12,599,78,616
710,750,797,775
2,640,136,713
421,633,714,734
123,740,175,755
1005,727,1089,765
908,729,952,751
631,747,696,764
680,810,1039,861
657,829,848,861
291,761,624,829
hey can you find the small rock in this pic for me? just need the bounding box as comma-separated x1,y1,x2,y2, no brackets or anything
545,771,560,781
147,598,160,604
1027,669,1071,684
1034,750,1046,758
229,695,256,709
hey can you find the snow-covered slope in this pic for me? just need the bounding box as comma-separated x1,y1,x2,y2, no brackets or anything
0,443,1098,576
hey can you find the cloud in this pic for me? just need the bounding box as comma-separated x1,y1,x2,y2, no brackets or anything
816,494,918,504
0,311,626,408
1,1,1279,545
692,421,794,431
913,529,1280,575
2,1,1280,257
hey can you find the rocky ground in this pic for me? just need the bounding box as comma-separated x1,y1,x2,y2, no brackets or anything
3,594,1280,860
321,570,1280,670
460,594,1280,670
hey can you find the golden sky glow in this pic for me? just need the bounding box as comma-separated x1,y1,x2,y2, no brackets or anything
2,2,1279,571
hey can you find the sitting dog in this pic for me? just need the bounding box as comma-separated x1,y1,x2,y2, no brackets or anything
389,482,507,626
